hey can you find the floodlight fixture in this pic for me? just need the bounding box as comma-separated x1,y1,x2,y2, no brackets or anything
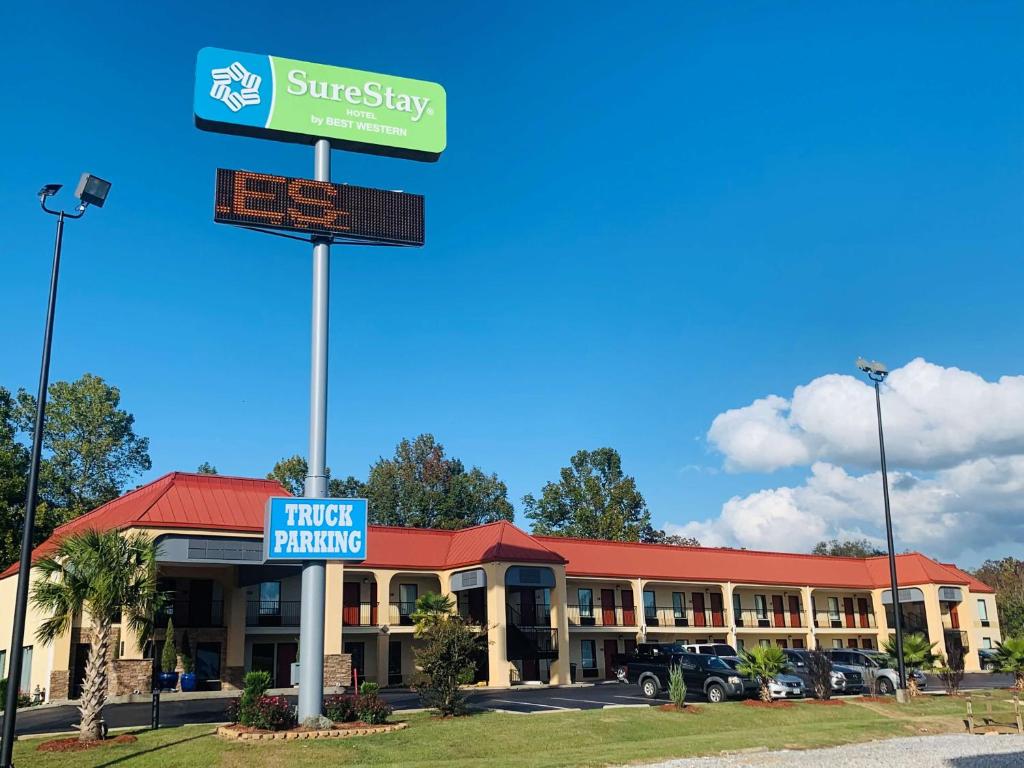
74,173,111,208
856,357,888,381
38,184,62,200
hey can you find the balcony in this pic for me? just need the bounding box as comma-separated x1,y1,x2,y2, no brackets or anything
389,601,417,626
156,600,224,628
507,625,558,660
813,611,877,630
644,606,727,629
342,602,379,627
246,600,300,627
736,609,802,629
567,604,636,627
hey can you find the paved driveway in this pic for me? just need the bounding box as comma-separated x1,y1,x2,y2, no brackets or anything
2,673,1015,735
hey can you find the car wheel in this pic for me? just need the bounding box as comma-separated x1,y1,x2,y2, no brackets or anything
877,677,895,696
641,678,659,699
706,683,726,703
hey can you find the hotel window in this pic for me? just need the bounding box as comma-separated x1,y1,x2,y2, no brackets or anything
828,597,841,623
736,638,745,652
644,590,657,621
578,588,594,619
581,640,597,671
733,593,743,625
977,599,990,627
832,639,843,649
754,595,768,625
399,584,418,617
672,592,685,621
982,637,993,649
259,581,281,615
759,639,770,648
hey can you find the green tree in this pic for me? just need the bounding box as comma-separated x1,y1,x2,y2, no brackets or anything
413,613,481,716
365,434,513,528
811,539,886,557
524,447,661,542
993,636,1024,691
971,558,1024,639
196,462,218,475
16,374,151,526
883,632,937,697
736,645,787,703
266,455,367,498
161,618,178,675
31,529,164,741
650,532,702,547
0,387,31,567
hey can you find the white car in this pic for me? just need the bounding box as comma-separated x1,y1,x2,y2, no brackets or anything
767,672,805,699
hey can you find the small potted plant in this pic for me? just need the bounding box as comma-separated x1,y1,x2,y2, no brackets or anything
158,619,179,691
180,651,197,692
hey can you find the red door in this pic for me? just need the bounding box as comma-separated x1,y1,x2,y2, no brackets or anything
949,603,960,629
861,638,873,650
847,638,858,648
788,595,802,627
843,598,856,629
691,592,706,627
710,593,724,627
343,583,361,626
603,639,619,679
276,642,297,688
601,589,617,626
621,590,635,626
792,638,805,649
857,598,870,628
370,582,378,625
772,595,786,627
776,639,788,648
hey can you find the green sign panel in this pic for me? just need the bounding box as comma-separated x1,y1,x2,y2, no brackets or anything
194,47,446,162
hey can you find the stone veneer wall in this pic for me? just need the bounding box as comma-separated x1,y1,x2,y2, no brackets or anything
323,654,352,688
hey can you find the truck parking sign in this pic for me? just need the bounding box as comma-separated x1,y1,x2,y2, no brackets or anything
263,497,368,561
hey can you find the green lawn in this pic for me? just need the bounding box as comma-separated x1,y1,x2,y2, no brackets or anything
14,699,970,768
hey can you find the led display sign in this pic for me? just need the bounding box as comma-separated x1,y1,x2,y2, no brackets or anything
213,168,424,245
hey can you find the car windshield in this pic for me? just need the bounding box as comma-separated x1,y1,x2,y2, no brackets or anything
860,652,885,667
706,657,732,671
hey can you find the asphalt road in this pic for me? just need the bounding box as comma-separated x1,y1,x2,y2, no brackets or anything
2,672,1015,735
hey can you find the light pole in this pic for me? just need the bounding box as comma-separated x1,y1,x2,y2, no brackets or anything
856,357,907,694
1,175,110,768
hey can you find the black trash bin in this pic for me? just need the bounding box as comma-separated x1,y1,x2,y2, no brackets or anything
570,663,577,683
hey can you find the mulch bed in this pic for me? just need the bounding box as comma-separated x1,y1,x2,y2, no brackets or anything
803,698,845,706
657,704,703,714
741,699,794,709
38,734,137,753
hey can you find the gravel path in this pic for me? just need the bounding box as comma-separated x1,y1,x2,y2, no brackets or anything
631,734,1024,767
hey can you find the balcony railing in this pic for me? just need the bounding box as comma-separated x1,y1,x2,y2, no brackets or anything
643,606,727,628
507,603,552,629
156,600,224,628
246,600,301,627
389,601,417,626
813,611,877,630
735,608,799,629
342,602,379,626
567,604,636,627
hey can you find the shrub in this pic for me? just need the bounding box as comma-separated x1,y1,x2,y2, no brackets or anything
806,648,833,700
737,646,787,703
236,670,272,725
0,679,32,709
994,636,1024,691
667,664,687,708
251,695,296,731
413,615,480,716
359,681,380,696
356,693,392,724
936,646,965,696
323,694,359,722
883,633,937,698
160,619,177,674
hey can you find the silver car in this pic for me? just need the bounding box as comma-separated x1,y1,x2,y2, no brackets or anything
829,648,926,695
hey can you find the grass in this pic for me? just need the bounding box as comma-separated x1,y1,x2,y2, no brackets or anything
13,698,974,768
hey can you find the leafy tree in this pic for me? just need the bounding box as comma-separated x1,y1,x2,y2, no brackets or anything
883,632,937,697
0,387,30,567
196,462,218,475
524,447,662,542
971,558,1024,639
736,645,787,703
266,455,367,498
811,539,886,557
365,434,512,528
31,529,164,741
413,612,481,716
650,532,702,547
15,374,151,527
993,636,1024,691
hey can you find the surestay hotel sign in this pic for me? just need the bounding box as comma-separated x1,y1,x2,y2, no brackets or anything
194,46,446,162
264,497,368,561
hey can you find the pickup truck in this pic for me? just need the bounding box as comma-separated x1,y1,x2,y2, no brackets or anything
619,649,758,703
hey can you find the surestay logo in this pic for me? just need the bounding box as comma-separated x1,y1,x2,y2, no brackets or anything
209,61,262,113
285,69,432,122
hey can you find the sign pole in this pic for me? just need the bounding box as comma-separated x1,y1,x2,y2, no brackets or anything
298,138,331,722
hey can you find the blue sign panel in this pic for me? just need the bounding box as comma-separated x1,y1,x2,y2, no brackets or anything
263,497,367,561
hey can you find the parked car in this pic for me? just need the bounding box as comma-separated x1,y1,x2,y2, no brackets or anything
619,649,758,703
611,642,688,679
829,648,926,695
782,649,865,696
720,656,804,700
979,648,999,671
682,643,738,657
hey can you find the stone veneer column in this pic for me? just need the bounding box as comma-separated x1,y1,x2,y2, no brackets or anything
223,581,248,690
323,562,346,686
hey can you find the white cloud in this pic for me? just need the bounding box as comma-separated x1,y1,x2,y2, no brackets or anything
708,358,1024,473
680,359,1024,562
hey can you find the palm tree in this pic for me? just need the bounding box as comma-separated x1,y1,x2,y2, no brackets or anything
883,632,937,697
410,592,455,636
736,646,786,703
994,636,1024,691
30,529,163,741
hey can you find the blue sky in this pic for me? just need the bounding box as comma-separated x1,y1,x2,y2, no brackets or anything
2,3,1022,561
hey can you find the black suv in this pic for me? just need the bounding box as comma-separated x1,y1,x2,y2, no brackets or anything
782,649,865,696
621,650,758,703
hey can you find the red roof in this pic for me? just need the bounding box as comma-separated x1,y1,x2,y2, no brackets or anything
1,472,993,593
